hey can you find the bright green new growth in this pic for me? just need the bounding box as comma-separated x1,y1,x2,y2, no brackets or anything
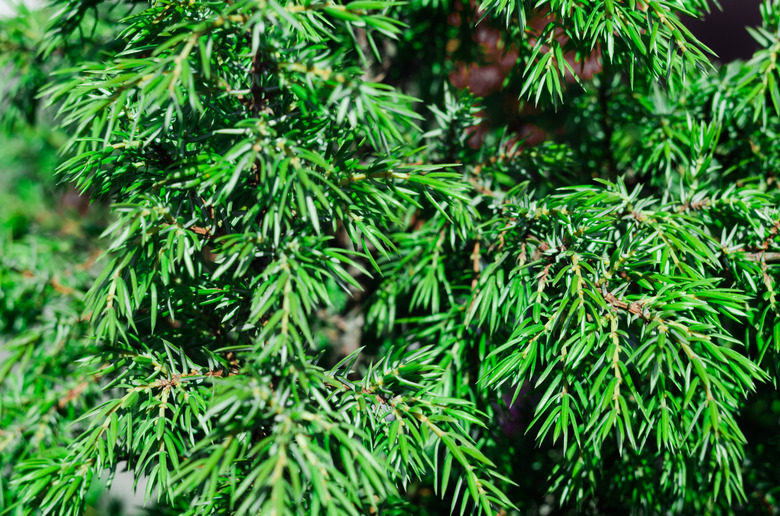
2,0,780,514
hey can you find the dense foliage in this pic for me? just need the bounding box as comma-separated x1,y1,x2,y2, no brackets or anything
2,0,780,514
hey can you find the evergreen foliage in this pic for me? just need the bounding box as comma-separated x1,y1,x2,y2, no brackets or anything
2,0,780,514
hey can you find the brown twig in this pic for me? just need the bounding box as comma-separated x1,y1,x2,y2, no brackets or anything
744,252,780,263
600,284,650,322
58,363,111,409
